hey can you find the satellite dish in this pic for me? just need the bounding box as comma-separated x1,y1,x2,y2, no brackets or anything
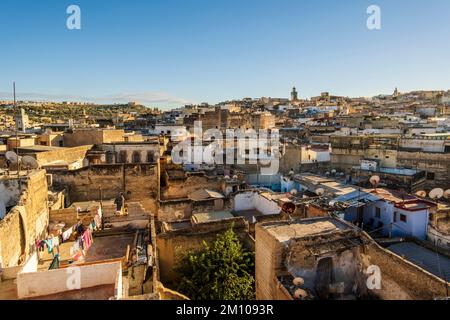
232,175,238,180
176,211,185,220
289,170,295,175
325,171,330,176
316,188,325,196
429,188,444,200
22,156,40,170
294,288,308,299
331,169,337,174
290,189,298,195
5,151,18,164
224,175,230,179
444,189,450,199
369,176,380,188
415,190,427,198
293,277,305,286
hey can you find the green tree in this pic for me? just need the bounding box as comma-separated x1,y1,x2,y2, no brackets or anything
175,228,255,300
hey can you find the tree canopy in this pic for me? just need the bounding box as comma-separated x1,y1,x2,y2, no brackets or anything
175,228,255,300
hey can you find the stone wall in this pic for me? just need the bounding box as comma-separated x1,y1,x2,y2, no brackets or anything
50,164,158,215
33,145,92,166
0,170,49,268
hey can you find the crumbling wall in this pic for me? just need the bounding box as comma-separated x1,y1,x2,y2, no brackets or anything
161,174,222,200
50,164,158,214
0,170,49,268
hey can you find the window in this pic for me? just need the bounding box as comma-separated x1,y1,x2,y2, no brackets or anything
132,151,141,164
375,207,381,218
427,172,435,180
400,214,407,223
393,212,397,222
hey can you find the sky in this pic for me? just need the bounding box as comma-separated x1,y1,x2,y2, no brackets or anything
0,0,449,109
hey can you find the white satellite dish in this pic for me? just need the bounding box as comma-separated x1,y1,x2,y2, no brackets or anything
294,288,308,299
290,189,298,195
5,151,18,164
289,170,295,175
331,169,337,174
325,171,330,176
415,190,427,198
369,175,380,188
316,188,325,196
22,156,40,170
224,175,230,180
429,188,444,200
444,189,450,199
232,175,238,180
293,277,305,286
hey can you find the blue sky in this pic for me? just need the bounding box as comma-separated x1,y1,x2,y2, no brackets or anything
0,0,449,108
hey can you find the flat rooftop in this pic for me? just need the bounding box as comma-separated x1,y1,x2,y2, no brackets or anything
262,217,352,243
388,242,450,281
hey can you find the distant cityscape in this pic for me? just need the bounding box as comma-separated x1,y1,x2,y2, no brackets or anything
0,86,449,301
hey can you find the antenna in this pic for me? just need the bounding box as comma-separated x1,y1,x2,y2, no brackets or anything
290,189,298,195
13,82,20,181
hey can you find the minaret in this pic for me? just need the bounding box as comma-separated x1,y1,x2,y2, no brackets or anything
291,87,298,101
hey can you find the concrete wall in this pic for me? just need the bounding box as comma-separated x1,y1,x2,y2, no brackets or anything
233,191,281,215
0,170,49,268
17,260,121,299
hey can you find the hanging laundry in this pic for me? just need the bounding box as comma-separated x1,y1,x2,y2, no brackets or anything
49,254,60,270
62,227,73,242
82,229,92,251
70,240,80,255
43,239,54,254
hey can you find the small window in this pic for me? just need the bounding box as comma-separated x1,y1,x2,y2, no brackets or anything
427,172,435,180
385,156,389,159
375,207,381,218
400,214,407,223
393,212,397,222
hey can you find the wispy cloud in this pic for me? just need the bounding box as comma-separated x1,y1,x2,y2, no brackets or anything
0,91,193,108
